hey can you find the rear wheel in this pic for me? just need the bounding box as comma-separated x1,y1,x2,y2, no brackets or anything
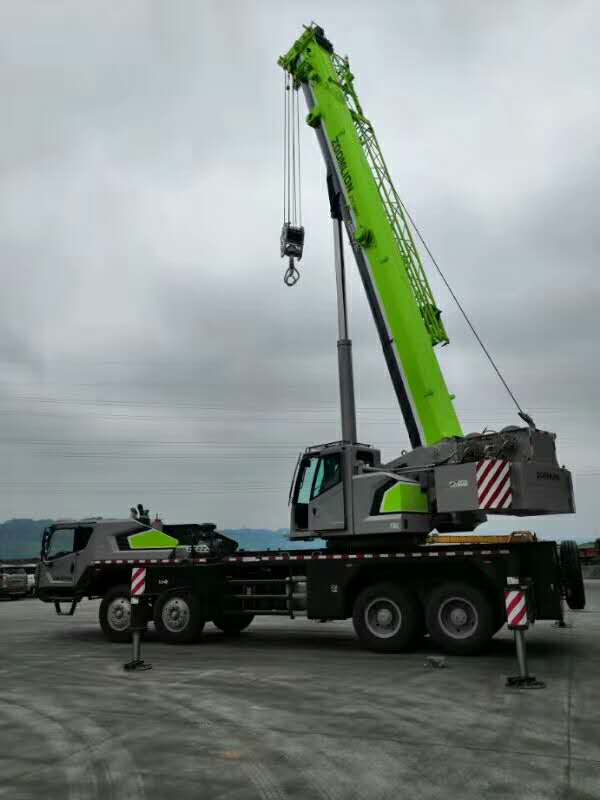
99,585,133,643
425,582,493,655
213,614,254,635
153,591,205,644
352,582,421,653
560,540,586,610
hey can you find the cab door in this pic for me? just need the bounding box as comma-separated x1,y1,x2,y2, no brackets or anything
308,452,345,532
291,456,320,533
41,526,92,593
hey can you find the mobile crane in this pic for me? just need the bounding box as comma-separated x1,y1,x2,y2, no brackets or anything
278,24,574,545
36,25,584,655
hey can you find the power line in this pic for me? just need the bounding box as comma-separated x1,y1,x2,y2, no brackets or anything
0,394,595,420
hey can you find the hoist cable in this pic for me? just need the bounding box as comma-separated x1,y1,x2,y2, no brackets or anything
398,199,531,423
283,72,287,223
296,87,302,226
282,74,303,229
280,75,304,288
291,82,297,225
285,75,292,222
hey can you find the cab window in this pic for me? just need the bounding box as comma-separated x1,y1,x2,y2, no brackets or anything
44,527,93,560
46,529,75,560
296,457,319,504
357,450,375,467
311,453,342,499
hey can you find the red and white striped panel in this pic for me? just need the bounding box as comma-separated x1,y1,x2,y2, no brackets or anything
504,588,528,628
130,566,146,597
476,459,512,510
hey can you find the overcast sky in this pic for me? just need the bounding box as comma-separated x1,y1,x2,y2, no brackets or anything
1,1,599,539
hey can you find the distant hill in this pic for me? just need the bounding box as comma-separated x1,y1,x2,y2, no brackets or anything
0,519,321,560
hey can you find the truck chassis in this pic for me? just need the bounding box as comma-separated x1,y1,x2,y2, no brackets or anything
42,538,583,655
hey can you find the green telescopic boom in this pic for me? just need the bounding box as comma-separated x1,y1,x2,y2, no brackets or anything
279,25,463,448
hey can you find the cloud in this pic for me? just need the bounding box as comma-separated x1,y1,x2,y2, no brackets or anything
0,1,598,537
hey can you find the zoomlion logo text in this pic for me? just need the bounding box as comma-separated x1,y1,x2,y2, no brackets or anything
332,136,353,192
449,480,468,489
537,471,559,481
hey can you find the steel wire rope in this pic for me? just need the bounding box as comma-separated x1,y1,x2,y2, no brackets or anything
398,199,532,425
291,75,297,226
284,72,289,223
285,71,289,222
287,72,292,224
296,86,302,226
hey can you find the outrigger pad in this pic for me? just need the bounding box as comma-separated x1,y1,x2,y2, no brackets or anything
123,659,152,672
506,675,546,690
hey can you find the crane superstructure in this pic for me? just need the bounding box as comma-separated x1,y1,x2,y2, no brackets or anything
279,24,575,545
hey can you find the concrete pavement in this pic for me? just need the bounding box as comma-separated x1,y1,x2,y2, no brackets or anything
0,583,599,800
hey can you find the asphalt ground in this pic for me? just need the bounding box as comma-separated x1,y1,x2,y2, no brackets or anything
1,583,599,800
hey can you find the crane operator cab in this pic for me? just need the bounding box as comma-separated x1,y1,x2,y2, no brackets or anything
291,444,346,533
288,441,434,544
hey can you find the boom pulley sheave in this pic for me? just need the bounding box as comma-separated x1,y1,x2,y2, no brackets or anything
281,71,304,286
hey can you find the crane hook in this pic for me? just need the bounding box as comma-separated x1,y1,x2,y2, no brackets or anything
284,258,300,287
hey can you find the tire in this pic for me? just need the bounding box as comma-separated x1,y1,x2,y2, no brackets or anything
352,582,421,653
213,614,254,635
99,585,133,643
560,540,586,610
153,591,205,644
425,582,494,655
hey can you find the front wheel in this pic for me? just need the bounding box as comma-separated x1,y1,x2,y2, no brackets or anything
425,582,493,655
213,614,254,635
99,585,133,643
153,591,205,644
352,582,421,653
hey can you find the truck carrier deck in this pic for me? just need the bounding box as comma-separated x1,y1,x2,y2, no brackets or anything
36,519,585,655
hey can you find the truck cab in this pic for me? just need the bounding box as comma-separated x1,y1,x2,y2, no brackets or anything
37,518,180,600
37,518,238,602
38,521,97,598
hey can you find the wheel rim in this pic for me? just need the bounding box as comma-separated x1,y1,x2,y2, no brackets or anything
107,596,131,632
364,597,402,638
161,596,191,633
437,596,479,639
